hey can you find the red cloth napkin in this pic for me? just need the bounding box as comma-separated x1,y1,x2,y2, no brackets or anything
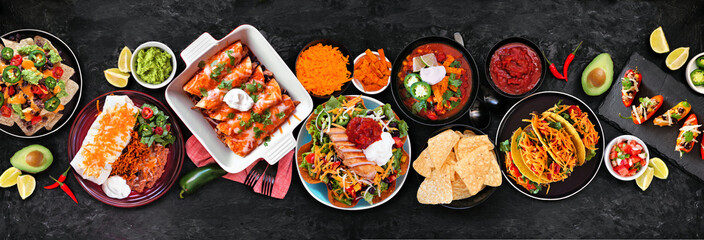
186,136,293,199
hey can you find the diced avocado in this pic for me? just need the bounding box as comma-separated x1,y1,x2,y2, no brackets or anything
581,53,614,96
10,144,53,174
691,69,704,86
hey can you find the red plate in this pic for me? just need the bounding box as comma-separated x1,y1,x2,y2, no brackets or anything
67,90,184,207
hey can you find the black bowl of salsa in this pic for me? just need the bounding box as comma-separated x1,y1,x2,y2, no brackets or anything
485,37,546,99
390,36,479,126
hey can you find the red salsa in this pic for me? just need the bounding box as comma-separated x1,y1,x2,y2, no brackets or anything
489,43,542,95
346,117,381,149
609,139,647,177
397,43,472,120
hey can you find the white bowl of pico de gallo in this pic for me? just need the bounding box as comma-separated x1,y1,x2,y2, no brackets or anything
604,135,650,181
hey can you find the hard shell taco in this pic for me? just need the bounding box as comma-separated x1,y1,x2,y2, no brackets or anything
528,113,581,176
545,103,600,163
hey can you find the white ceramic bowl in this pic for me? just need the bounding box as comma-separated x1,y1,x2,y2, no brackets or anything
603,135,650,181
351,51,391,95
685,52,704,94
130,41,177,89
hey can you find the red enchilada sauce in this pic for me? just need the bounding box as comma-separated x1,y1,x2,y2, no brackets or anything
346,117,381,149
489,43,542,95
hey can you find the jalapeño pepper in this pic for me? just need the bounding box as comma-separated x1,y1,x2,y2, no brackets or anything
336,112,350,125
409,81,432,101
44,76,57,89
178,164,227,198
1,47,13,60
29,50,46,67
404,73,421,92
2,65,20,83
139,124,152,136
44,97,61,111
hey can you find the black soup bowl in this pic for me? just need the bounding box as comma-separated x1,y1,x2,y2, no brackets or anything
390,36,479,126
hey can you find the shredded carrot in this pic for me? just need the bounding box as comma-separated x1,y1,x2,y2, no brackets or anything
293,114,301,121
110,131,150,182
296,43,351,96
353,49,390,92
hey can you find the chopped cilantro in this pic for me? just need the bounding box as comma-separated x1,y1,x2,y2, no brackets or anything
217,79,234,90
199,88,208,97
499,140,511,152
253,126,264,139
227,113,235,119
276,112,286,119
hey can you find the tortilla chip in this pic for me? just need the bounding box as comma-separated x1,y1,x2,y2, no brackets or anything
417,171,452,204
12,115,46,136
455,135,494,162
58,64,75,82
60,79,79,105
328,190,356,208
456,149,496,196
12,38,35,52
427,129,460,169
44,111,63,130
484,150,502,187
413,149,433,178
462,130,475,137
1,38,18,49
451,173,473,200
372,180,397,204
439,152,457,176
0,116,14,127
296,141,322,184
33,36,59,56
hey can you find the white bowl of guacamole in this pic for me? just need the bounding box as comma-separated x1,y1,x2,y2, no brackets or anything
130,41,177,89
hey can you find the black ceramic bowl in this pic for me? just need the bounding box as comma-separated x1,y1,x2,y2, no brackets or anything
295,39,353,100
415,124,497,209
390,36,479,126
484,37,547,99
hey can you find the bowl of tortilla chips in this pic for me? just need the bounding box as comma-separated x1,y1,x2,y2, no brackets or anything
413,125,501,209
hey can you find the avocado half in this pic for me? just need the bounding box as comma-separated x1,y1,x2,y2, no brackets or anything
581,53,614,96
10,144,53,174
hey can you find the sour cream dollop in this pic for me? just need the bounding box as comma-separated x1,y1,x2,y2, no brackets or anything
102,176,131,199
223,88,254,111
363,132,395,166
419,65,446,85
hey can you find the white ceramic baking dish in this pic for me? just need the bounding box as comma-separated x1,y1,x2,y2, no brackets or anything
165,24,313,173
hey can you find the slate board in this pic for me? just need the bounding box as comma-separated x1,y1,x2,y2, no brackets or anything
598,52,704,182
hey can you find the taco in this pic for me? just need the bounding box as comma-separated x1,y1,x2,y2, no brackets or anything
298,95,410,207
528,113,581,173
545,103,599,163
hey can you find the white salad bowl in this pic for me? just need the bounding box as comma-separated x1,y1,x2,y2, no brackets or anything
351,51,391,95
131,41,177,89
604,135,650,181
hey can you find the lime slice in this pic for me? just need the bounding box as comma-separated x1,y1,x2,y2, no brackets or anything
650,26,670,54
412,57,424,72
648,157,669,179
16,175,35,200
0,167,21,188
665,47,689,70
420,53,438,67
104,68,130,88
118,46,132,73
636,167,654,191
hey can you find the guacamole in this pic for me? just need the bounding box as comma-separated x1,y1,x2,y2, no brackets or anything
135,47,173,84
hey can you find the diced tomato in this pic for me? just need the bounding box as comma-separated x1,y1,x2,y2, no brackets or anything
305,153,315,164
569,105,582,116
165,124,171,132
9,55,22,66
153,126,164,135
0,105,11,117
30,116,42,125
615,165,629,177
436,52,446,63
609,149,617,160
387,174,397,183
345,186,356,198
392,136,404,148
628,168,637,176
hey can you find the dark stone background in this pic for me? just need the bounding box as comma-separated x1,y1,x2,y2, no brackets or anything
1,0,703,238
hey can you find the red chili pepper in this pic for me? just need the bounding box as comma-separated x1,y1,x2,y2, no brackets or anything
541,51,566,80
50,176,77,204
700,141,704,160
52,66,64,78
9,55,22,66
44,167,71,189
562,41,582,82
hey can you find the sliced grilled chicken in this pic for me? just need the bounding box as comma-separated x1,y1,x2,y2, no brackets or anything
327,127,377,180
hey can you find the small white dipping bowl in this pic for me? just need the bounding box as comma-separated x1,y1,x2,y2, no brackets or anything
351,51,391,95
130,41,177,89
685,52,704,94
604,135,650,181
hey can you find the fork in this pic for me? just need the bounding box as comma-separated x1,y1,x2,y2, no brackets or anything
261,162,278,196
244,160,268,188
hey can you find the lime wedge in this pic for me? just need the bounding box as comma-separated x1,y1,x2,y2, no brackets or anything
104,68,130,88
0,167,21,188
412,57,424,72
420,53,438,67
118,46,132,73
650,26,669,54
665,47,689,71
648,157,669,179
636,167,654,191
17,175,35,200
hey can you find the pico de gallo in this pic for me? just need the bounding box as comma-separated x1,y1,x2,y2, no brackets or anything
609,138,647,177
299,96,409,206
397,43,472,121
